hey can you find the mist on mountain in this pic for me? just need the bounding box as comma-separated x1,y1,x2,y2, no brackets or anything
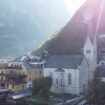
0,0,70,57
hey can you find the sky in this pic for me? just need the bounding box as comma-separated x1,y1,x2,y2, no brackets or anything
62,0,86,15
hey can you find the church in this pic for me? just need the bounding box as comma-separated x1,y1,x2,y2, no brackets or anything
43,11,97,95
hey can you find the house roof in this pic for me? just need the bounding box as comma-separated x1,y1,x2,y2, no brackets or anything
22,60,34,70
22,60,42,70
12,89,32,99
13,56,43,70
45,55,83,69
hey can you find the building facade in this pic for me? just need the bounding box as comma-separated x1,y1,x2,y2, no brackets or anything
0,55,43,93
0,63,26,93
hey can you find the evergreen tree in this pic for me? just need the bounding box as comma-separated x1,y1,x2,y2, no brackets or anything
85,69,105,105
32,77,52,100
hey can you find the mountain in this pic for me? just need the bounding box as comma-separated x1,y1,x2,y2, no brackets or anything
34,0,105,55
0,0,70,57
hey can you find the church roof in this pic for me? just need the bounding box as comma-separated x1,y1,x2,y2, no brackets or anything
45,55,83,69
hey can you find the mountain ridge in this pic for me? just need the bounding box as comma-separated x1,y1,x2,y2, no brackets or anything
33,0,105,55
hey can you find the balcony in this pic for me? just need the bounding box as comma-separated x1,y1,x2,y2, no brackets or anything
5,74,27,79
4,73,27,85
0,73,5,76
0,79,26,85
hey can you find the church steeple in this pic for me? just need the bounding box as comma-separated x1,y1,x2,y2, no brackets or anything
83,8,97,69
83,8,94,44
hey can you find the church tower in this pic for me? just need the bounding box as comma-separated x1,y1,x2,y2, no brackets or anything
93,33,97,69
83,8,97,73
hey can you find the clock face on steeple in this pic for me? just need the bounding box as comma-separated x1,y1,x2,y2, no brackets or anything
83,8,93,22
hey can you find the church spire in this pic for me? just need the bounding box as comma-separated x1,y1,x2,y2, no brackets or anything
83,8,94,44
83,8,97,69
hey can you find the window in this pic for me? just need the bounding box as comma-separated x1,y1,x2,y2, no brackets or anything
86,50,91,53
29,84,32,88
41,64,43,67
60,79,63,86
29,78,31,81
56,79,58,86
68,73,71,85
29,72,31,75
23,72,25,75
12,85,14,89
1,71,4,75
101,62,105,65
50,72,53,78
7,84,9,88
1,77,3,80
1,83,5,87
40,71,42,74
22,85,25,90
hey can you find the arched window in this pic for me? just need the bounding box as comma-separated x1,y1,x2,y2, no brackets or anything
1,71,4,75
56,79,58,86
60,79,63,86
68,73,72,85
49,72,53,78
86,50,91,53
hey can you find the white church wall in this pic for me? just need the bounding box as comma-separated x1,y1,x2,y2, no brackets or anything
64,69,80,95
79,59,89,94
43,68,60,92
52,70,65,93
43,68,80,95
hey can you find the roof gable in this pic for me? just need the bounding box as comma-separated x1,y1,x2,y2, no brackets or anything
55,67,65,72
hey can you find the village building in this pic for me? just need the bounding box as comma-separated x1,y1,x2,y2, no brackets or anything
0,55,43,93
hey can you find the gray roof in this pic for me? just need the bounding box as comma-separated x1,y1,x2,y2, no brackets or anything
45,55,83,69
22,60,35,70
12,89,32,99
13,56,22,62
22,60,42,70
13,57,42,70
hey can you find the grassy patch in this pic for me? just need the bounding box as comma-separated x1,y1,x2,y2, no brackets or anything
31,92,76,105
31,95,54,105
31,95,47,104
49,92,76,100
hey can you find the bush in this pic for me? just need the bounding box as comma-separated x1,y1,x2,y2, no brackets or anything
32,77,52,100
